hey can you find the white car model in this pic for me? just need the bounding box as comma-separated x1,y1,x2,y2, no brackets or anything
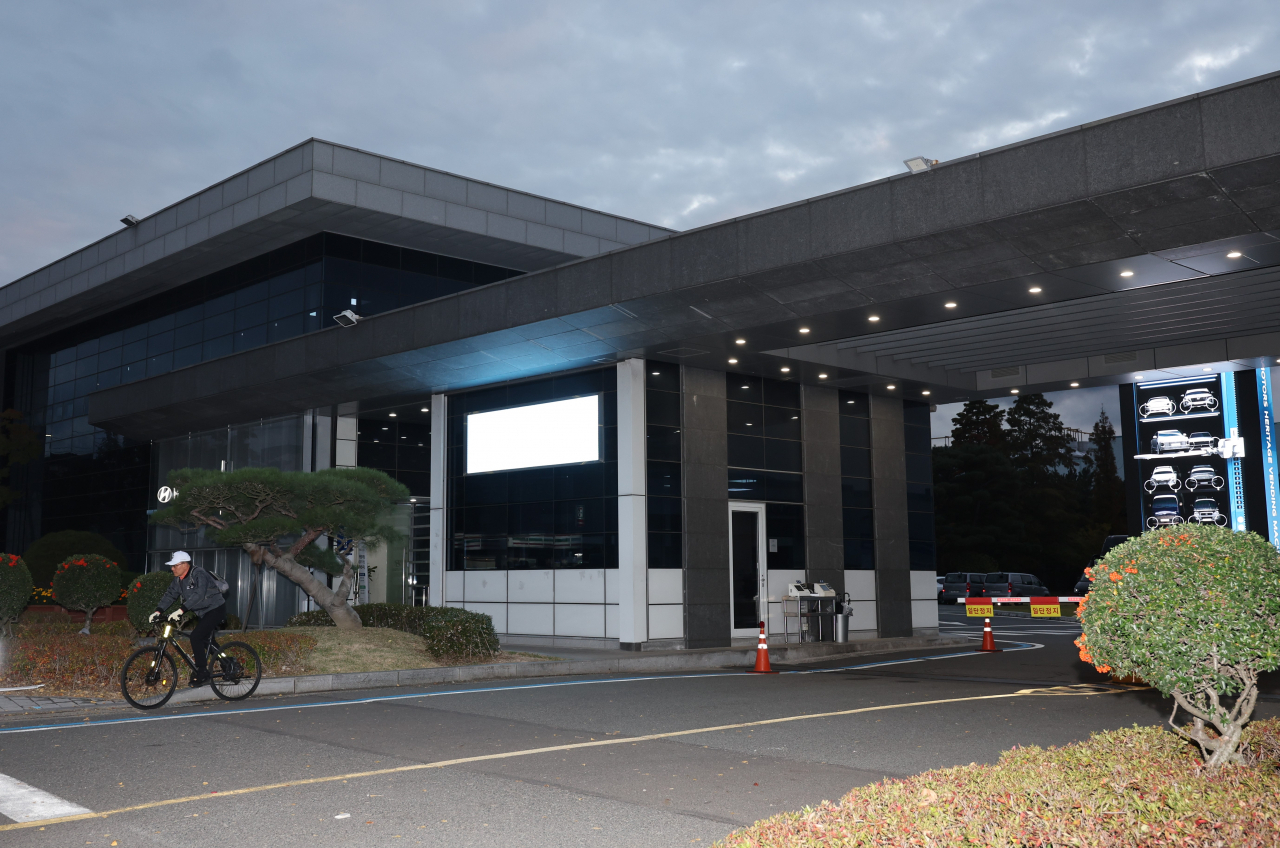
1185,464,1225,490
1139,396,1176,417
1181,388,1218,412
1191,498,1228,526
1146,494,1184,529
1143,466,1180,492
1151,430,1190,454
1186,431,1217,451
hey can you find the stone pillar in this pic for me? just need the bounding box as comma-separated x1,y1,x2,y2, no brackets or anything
428,392,447,608
616,359,648,649
682,366,730,648
870,394,912,637
802,385,844,594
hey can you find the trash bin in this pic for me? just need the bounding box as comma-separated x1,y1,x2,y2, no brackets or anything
834,613,849,643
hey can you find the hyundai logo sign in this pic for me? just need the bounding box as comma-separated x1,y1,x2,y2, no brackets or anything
157,486,177,503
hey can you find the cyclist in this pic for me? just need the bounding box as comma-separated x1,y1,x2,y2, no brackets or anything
149,551,227,688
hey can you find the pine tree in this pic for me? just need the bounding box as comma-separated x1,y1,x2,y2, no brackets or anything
1088,407,1127,534
1005,393,1074,477
949,399,1006,447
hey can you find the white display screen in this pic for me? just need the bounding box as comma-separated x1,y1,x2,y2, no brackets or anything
466,395,600,474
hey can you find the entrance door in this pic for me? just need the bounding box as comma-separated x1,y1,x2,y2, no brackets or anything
728,501,767,639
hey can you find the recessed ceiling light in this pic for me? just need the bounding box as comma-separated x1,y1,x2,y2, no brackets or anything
1203,367,1212,372
922,390,931,396
1011,389,1020,394
846,400,855,404
745,422,753,426
1070,382,1079,387
409,498,416,502
1120,270,1134,278
780,367,791,373
886,384,896,390
420,407,429,413
1227,251,1243,258
735,338,746,345
1136,375,1144,380
818,373,828,379
389,413,397,417
944,302,957,308
741,385,749,389
728,358,738,364
868,315,880,322
799,327,810,334
1028,287,1042,293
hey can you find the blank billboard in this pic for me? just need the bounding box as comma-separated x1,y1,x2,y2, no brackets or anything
466,395,600,474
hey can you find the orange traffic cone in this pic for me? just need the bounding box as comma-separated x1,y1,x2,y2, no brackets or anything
978,617,1002,653
748,621,777,673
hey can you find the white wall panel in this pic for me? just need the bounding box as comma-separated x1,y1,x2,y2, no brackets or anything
910,571,938,601
911,599,940,629
844,571,877,601
444,571,464,603
465,602,507,633
604,569,620,605
507,603,554,635
648,604,684,639
766,570,805,603
554,604,605,637
647,569,683,604
605,604,619,638
844,600,877,631
555,569,605,604
464,571,507,602
508,570,554,603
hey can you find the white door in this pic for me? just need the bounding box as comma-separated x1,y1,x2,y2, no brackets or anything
728,501,768,639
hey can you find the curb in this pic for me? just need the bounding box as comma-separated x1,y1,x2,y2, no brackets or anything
161,633,973,707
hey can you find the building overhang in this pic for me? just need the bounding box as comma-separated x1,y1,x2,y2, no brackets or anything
84,71,1280,438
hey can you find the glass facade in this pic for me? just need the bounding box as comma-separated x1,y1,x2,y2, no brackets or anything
725,374,805,570
645,362,682,568
356,411,432,497
904,399,936,571
4,233,519,568
447,368,618,570
840,390,874,569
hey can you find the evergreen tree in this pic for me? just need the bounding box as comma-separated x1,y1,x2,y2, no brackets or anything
1005,393,1075,477
949,399,1006,447
1087,407,1127,534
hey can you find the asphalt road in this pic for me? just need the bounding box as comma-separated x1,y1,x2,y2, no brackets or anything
1,611,1275,847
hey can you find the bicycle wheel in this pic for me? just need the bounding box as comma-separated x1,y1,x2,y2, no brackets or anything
209,641,262,701
120,647,178,710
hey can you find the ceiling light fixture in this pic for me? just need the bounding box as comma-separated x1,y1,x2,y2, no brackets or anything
1028,287,1042,293
741,385,749,389
1070,382,1079,387
1136,375,1144,380
389,413,397,417
780,367,791,373
1011,389,1020,394
868,315,880,322
886,384,896,390
818,373,828,379
420,407,429,413
903,156,939,173
735,338,746,345
944,302,957,308
728,358,738,364
922,390,931,396
652,371,660,376
1203,367,1212,372
799,327,810,334
1120,270,1134,278
1227,251,1243,258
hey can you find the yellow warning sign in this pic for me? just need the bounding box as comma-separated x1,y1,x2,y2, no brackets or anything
1031,603,1061,617
965,601,993,617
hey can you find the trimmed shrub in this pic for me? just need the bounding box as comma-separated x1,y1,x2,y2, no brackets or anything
287,602,499,662
1076,525,1280,767
720,721,1280,848
51,554,122,633
0,554,33,635
23,530,128,589
126,571,180,632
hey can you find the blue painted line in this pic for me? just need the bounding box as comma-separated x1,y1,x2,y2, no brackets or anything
0,642,1041,736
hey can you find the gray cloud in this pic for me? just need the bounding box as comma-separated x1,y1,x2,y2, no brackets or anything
2,1,1277,280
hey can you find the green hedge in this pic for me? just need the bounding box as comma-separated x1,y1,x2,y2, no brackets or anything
51,555,121,630
287,602,499,661
125,571,181,632
0,554,33,634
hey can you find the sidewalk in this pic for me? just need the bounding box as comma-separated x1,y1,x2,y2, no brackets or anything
0,631,973,715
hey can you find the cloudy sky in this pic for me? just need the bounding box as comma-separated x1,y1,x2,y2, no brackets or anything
2,2,1277,285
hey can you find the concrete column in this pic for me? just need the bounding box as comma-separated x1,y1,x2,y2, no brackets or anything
870,394,912,637
802,385,844,595
428,393,447,608
616,359,648,649
312,408,333,471
682,366,730,649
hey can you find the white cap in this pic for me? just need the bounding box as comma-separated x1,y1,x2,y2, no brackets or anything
166,551,192,566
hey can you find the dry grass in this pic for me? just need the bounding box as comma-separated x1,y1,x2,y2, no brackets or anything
288,626,558,675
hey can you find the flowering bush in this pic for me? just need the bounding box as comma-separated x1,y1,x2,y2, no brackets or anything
50,554,121,634
719,722,1280,848
1076,525,1280,767
125,571,180,632
0,553,33,635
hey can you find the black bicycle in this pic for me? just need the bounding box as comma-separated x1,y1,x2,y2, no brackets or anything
120,620,262,710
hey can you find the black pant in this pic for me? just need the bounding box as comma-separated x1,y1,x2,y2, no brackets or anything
190,604,227,675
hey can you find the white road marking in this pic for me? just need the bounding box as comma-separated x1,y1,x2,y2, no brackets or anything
0,772,92,822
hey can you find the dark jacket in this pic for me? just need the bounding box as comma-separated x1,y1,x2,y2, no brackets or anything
156,567,226,617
